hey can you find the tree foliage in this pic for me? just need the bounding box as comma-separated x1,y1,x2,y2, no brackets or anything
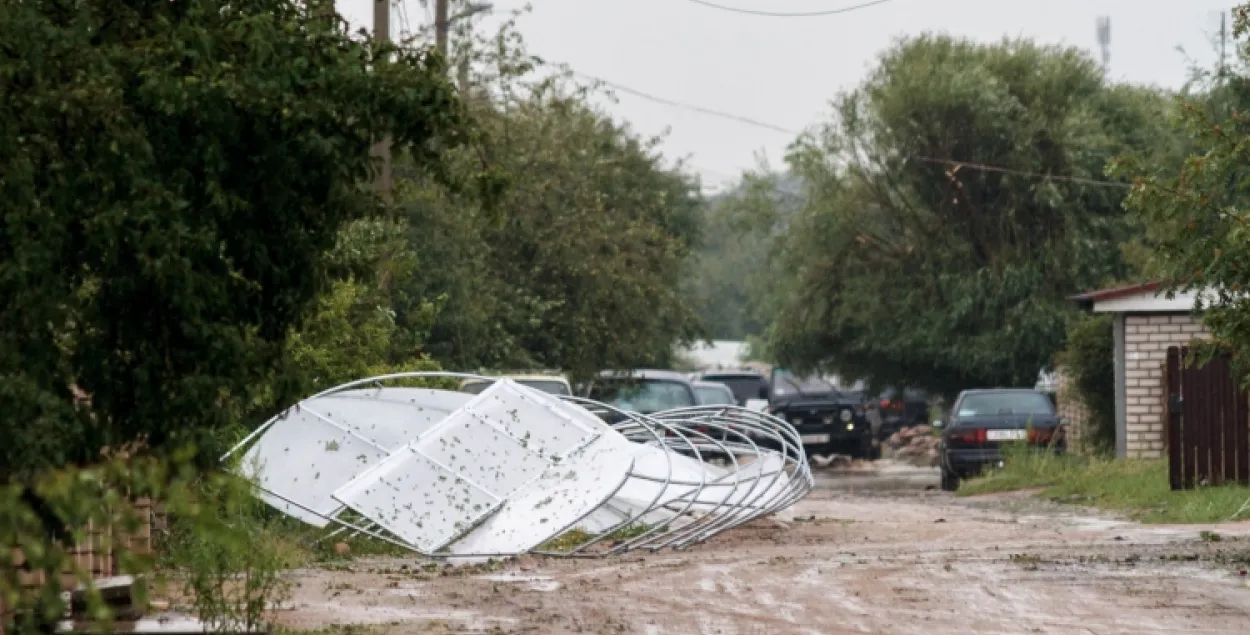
1118,4,1250,372
1059,314,1116,453
0,0,462,479
395,24,705,379
759,35,1176,395
685,173,800,342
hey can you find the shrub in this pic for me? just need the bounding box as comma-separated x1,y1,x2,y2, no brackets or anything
1061,313,1116,454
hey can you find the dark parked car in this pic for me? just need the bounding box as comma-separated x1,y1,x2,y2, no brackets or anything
691,370,771,406
766,369,875,459
872,387,931,437
584,370,725,458
936,388,1067,491
692,381,737,406
583,369,698,421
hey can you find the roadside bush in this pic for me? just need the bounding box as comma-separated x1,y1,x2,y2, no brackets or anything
1060,313,1116,454
156,473,297,634
0,454,291,635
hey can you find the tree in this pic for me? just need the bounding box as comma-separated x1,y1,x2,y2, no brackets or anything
0,0,463,480
1118,4,1250,372
393,21,705,379
284,218,442,391
687,182,787,342
760,35,1174,395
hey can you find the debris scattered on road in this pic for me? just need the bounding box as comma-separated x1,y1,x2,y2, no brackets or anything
883,425,939,466
223,373,814,558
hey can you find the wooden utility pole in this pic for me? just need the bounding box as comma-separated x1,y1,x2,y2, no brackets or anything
459,56,470,95
1220,11,1228,80
435,0,450,56
372,0,392,198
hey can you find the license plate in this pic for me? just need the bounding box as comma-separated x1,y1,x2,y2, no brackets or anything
801,434,831,444
986,429,1026,441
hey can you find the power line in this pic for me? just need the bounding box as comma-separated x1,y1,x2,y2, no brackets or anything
571,72,802,135
572,73,1133,188
682,0,895,18
915,157,1132,189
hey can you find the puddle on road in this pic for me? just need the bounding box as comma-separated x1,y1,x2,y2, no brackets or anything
479,573,562,592
290,601,507,626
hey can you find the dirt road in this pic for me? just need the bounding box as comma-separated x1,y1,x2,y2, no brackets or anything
275,465,1250,634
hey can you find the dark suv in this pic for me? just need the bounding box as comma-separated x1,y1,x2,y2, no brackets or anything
936,388,1067,491
691,370,771,406
766,369,875,459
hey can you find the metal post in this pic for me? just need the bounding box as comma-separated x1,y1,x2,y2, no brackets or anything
1113,314,1127,459
435,0,449,56
372,0,392,199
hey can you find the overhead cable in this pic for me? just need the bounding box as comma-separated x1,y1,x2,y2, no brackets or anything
682,0,895,18
571,73,1134,189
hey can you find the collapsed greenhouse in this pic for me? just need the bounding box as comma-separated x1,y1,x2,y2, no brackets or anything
223,373,813,557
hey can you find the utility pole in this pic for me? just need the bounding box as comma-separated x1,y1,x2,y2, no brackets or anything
1220,11,1228,80
435,0,449,56
372,0,392,198
1096,16,1111,74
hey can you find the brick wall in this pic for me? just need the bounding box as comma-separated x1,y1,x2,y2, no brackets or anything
2,500,155,632
1124,314,1209,458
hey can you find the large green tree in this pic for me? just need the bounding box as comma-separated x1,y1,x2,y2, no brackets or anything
1119,5,1250,371
400,89,704,378
761,35,1176,395
686,173,804,342
0,0,462,480
393,22,705,379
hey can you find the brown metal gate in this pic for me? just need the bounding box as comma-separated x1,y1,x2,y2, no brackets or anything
1164,346,1250,490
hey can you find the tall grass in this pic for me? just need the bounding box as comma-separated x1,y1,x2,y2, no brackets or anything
959,444,1250,524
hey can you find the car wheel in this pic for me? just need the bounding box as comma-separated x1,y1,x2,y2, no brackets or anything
940,467,959,492
864,439,881,461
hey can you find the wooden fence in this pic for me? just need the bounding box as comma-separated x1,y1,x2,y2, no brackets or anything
1164,346,1250,489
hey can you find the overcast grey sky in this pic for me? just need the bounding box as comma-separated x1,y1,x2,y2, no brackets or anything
338,0,1236,191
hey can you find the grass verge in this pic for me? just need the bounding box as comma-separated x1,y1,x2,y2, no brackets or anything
958,445,1250,524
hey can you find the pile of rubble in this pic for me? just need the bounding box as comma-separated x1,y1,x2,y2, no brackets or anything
883,425,939,466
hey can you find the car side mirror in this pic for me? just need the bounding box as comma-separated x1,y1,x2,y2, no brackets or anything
931,420,943,429
759,386,771,400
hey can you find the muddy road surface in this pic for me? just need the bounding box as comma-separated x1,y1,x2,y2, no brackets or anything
274,462,1250,634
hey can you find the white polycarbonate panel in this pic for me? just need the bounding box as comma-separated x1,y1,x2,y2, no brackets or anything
610,444,728,506
671,453,787,501
240,407,390,527
332,447,502,553
463,380,603,459
444,439,634,554
307,388,471,451
416,407,552,499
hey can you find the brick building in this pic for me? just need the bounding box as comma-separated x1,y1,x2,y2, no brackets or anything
1070,282,1210,459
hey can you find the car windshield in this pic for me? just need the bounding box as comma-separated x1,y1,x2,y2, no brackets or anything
695,385,735,405
517,380,571,396
462,379,570,396
957,392,1055,417
589,379,695,413
701,375,767,403
771,370,836,397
